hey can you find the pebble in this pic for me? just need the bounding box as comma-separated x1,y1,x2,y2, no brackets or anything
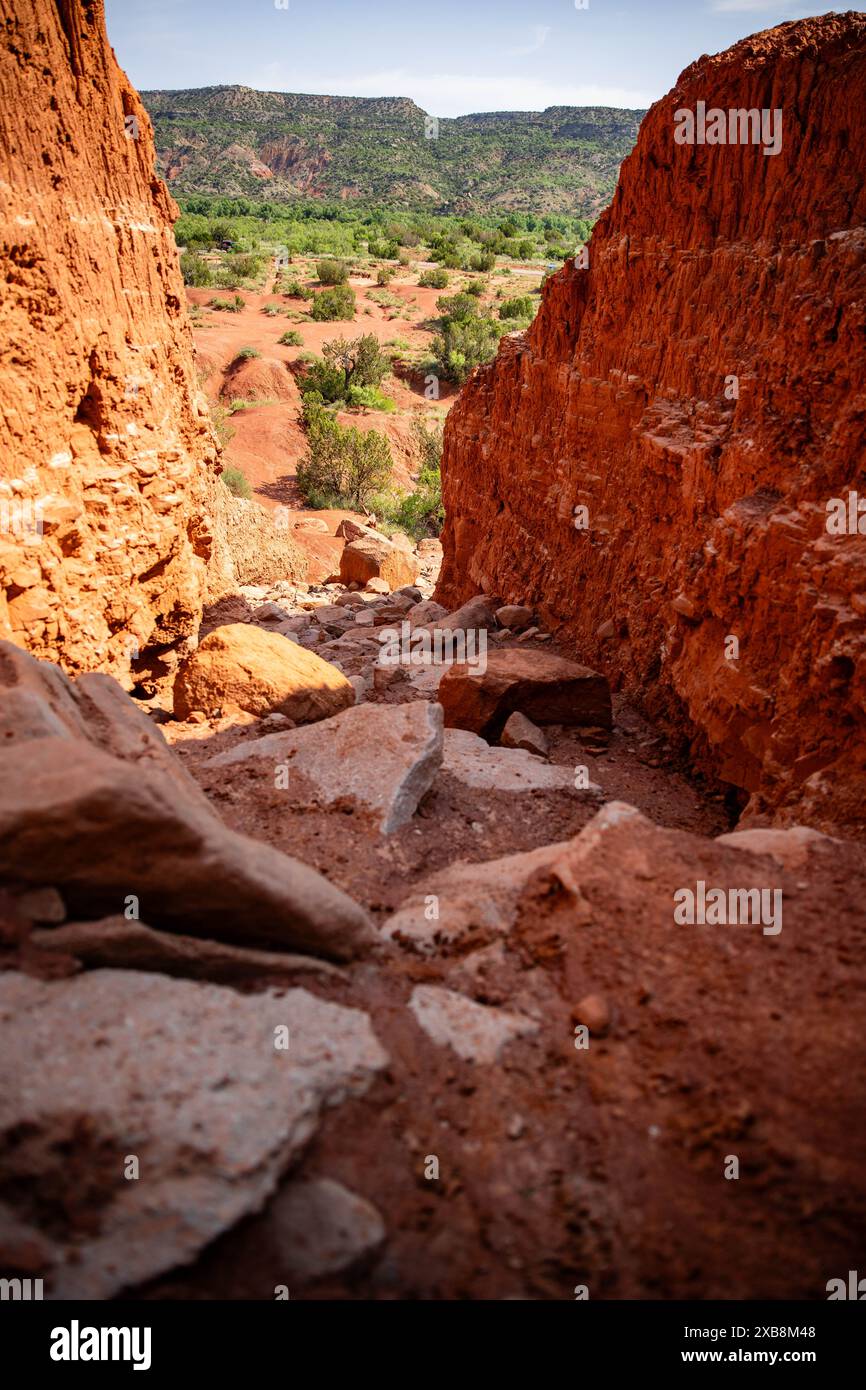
573,993,611,1036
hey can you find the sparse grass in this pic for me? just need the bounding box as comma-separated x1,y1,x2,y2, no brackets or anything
346,384,396,413
208,295,244,312
210,403,235,448
227,397,275,414
220,466,252,499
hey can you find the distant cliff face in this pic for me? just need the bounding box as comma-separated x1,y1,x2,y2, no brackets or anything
437,15,866,832
140,86,644,215
0,0,223,682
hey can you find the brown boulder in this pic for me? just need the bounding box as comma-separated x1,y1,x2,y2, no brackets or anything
438,648,612,737
173,623,353,723
339,537,417,591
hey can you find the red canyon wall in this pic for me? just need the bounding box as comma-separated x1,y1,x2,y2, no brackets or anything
437,14,866,833
0,0,223,681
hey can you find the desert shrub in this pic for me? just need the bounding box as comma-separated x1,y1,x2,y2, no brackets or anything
316,257,349,285
226,252,265,281
297,401,392,509
499,295,535,321
397,248,412,267
517,238,536,259
436,292,477,322
370,419,444,539
180,251,212,287
465,278,485,296
278,329,303,346
412,415,443,476
233,347,260,361
367,237,398,259
469,250,496,272
299,358,347,404
433,314,502,383
419,267,449,289
323,333,390,389
262,303,282,316
220,466,252,499
346,384,395,412
207,297,235,311
309,285,356,321
377,266,394,286
276,275,307,297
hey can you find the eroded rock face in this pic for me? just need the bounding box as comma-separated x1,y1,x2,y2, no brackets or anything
436,14,866,834
0,0,230,680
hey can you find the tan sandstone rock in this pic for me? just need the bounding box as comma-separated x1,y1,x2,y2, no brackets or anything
173,623,354,723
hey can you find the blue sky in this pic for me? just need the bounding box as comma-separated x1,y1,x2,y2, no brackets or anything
105,0,837,115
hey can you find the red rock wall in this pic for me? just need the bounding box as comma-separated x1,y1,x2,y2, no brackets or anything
437,14,866,833
0,0,221,681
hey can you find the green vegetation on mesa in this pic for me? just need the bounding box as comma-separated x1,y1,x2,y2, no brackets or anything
174,195,593,273
142,87,643,218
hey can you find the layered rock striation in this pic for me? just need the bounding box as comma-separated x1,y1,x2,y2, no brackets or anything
436,15,866,832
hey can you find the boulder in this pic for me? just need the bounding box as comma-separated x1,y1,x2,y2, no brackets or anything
422,594,498,636
208,701,444,834
340,537,417,591
407,599,448,627
173,623,353,724
496,604,535,632
0,971,387,1298
381,803,645,954
438,648,612,737
0,642,372,960
0,735,372,960
500,711,548,757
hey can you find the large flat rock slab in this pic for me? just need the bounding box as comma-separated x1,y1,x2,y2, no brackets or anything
0,970,388,1299
441,727,601,794
208,701,444,834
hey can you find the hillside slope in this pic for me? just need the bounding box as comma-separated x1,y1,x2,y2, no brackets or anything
140,86,644,215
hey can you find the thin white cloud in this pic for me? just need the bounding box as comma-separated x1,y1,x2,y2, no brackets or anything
245,67,654,116
508,25,552,58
